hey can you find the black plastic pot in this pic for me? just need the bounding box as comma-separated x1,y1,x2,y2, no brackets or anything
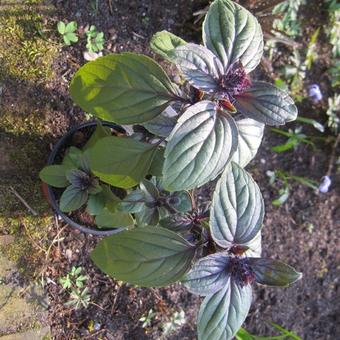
46,121,126,236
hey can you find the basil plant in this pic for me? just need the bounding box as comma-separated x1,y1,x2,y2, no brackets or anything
68,0,301,338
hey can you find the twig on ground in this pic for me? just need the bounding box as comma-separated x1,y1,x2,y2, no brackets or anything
9,186,38,216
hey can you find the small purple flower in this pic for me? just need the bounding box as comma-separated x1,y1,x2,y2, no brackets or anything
308,84,323,103
319,176,331,193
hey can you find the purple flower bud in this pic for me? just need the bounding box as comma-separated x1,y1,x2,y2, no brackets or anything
308,84,323,103
319,176,331,193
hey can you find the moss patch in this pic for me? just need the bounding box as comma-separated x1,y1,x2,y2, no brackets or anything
0,216,52,279
0,0,58,83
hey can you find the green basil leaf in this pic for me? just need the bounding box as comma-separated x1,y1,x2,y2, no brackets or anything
163,101,238,191
95,208,133,229
231,118,264,167
248,258,302,287
171,43,223,93
84,122,111,151
183,253,230,296
203,0,263,73
100,184,121,212
148,147,165,177
235,82,298,126
62,146,82,169
59,185,88,212
39,165,69,188
90,226,196,287
87,192,106,216
150,30,186,61
89,136,158,189
198,278,252,340
210,162,264,248
70,53,181,124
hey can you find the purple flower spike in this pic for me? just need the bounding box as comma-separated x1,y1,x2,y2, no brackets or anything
308,84,323,103
319,176,331,193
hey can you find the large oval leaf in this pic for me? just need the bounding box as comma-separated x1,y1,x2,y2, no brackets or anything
91,226,196,287
210,162,264,248
150,30,186,61
182,253,230,296
39,165,69,188
70,53,181,124
202,0,263,73
171,43,223,93
235,82,298,126
231,118,264,167
59,185,88,212
95,208,134,229
198,278,252,340
88,136,158,189
163,101,238,191
248,258,302,287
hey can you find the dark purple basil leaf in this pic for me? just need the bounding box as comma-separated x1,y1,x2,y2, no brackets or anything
198,277,252,340
140,179,159,201
159,214,193,232
235,82,298,126
167,191,192,213
210,162,264,248
88,178,102,195
171,43,223,93
248,258,302,287
182,253,230,296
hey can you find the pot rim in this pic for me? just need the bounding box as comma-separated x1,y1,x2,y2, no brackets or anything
46,120,126,236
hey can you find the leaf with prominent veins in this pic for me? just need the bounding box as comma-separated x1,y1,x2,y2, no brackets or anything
203,0,263,73
231,118,264,167
171,43,224,93
210,162,264,248
198,277,252,340
163,101,238,191
235,82,298,126
183,253,230,296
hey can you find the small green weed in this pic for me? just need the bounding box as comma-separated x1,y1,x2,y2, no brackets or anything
85,25,105,52
57,21,78,46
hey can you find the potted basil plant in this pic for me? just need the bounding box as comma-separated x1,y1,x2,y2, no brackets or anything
42,0,302,338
